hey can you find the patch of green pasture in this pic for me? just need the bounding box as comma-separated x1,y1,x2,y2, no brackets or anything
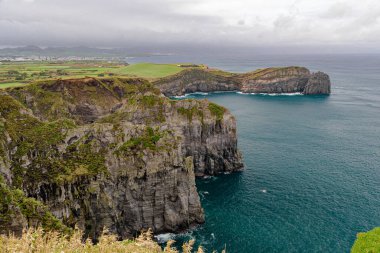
114,63,184,78
0,82,28,89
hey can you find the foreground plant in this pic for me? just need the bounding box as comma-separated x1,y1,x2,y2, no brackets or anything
0,227,215,253
351,227,380,253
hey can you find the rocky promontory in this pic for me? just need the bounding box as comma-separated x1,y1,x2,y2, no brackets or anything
0,78,242,239
154,66,331,96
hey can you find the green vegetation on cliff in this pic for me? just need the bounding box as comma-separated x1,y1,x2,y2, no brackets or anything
0,93,108,188
117,127,165,155
208,102,226,121
0,176,71,235
240,66,310,80
177,105,204,122
351,227,380,253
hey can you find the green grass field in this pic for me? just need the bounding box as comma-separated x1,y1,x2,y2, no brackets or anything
114,62,184,78
0,61,202,89
0,82,28,89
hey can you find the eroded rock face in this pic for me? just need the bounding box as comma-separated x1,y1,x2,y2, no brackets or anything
154,67,331,96
239,67,310,93
0,77,242,239
304,72,331,95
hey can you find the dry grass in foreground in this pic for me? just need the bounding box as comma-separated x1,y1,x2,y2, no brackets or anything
0,227,218,253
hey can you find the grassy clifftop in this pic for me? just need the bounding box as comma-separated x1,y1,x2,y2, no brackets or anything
239,66,310,80
0,62,206,88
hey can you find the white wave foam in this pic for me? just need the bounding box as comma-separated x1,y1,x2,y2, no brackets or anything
154,233,176,243
171,92,208,99
173,90,303,98
212,90,238,94
246,92,303,96
172,94,189,99
191,92,209,95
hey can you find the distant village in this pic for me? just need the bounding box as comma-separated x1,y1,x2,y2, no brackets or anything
0,55,126,62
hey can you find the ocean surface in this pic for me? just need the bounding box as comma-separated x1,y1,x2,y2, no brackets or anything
129,54,380,252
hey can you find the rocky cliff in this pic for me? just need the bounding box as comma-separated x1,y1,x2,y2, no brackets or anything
154,68,239,97
154,66,331,96
0,77,243,239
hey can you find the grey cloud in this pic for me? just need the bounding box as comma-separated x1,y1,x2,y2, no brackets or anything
320,2,353,19
273,15,295,30
0,0,379,53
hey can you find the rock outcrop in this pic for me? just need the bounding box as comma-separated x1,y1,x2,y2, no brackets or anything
154,66,331,96
0,77,243,239
154,69,238,97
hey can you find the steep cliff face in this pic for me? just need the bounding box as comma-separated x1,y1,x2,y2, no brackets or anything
0,77,242,239
304,72,331,95
154,66,331,95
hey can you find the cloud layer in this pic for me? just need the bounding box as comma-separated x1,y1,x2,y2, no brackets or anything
0,0,379,52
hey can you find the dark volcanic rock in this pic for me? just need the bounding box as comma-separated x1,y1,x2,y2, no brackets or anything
304,72,331,95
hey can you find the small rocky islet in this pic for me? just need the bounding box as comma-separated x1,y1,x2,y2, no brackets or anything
0,66,330,240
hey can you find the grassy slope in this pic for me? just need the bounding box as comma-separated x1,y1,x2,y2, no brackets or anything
351,227,380,253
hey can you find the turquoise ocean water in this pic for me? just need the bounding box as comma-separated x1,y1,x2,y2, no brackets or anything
129,54,380,252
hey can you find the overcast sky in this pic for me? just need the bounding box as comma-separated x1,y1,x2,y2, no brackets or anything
0,0,379,53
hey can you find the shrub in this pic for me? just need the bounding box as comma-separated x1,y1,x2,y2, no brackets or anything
7,70,19,76
117,127,164,155
208,102,226,121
